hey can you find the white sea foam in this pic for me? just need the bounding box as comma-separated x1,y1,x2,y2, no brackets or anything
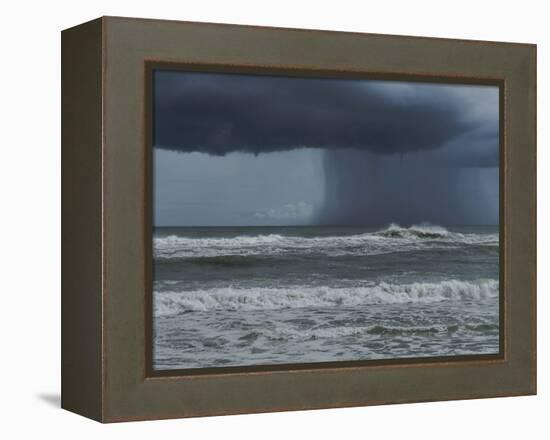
154,279,499,316
153,224,498,259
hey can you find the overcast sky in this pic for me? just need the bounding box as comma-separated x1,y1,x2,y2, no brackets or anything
153,70,499,227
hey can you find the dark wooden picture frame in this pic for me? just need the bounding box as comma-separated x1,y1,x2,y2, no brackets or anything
62,16,536,422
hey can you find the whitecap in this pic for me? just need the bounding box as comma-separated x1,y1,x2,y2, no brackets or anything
153,279,499,316
153,224,498,260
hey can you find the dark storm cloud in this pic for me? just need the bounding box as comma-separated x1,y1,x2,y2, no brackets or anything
153,70,495,161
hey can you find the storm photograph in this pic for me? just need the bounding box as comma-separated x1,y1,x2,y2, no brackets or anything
151,69,500,370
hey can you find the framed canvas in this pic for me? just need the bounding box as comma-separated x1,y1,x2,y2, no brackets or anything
61,16,536,422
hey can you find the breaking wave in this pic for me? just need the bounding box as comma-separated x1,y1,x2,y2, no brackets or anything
376,223,449,238
154,279,499,316
154,224,498,259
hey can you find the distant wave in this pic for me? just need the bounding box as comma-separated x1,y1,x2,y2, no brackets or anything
154,279,498,316
153,224,498,260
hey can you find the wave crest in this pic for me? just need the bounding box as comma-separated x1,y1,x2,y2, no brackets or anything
154,279,499,316
376,223,449,239
154,225,498,260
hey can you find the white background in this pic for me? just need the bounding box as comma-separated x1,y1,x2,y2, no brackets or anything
0,0,546,437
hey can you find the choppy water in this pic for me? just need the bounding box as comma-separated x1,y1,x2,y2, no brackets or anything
153,224,500,370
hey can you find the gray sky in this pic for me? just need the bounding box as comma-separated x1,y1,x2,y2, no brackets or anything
154,148,324,226
153,70,499,226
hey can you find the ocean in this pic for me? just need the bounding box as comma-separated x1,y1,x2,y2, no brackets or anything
152,224,500,370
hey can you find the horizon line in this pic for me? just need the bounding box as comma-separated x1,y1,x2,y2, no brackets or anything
153,223,500,228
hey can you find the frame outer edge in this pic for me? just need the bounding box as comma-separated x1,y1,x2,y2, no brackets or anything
530,43,537,395
61,17,104,422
